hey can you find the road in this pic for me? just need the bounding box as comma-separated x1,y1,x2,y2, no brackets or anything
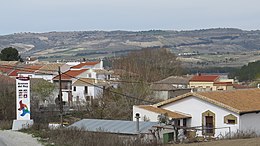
0,130,42,146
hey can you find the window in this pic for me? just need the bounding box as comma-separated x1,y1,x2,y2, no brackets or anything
88,73,92,78
224,114,237,124
183,119,187,127
84,86,88,94
73,86,76,91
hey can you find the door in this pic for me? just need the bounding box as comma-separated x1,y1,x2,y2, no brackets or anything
205,116,213,134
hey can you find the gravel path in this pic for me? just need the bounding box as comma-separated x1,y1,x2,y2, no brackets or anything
0,130,43,146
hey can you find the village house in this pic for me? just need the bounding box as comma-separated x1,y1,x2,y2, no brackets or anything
133,88,260,140
189,74,234,91
71,78,109,104
150,76,192,100
52,69,90,106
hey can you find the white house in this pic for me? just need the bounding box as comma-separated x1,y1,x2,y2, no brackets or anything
52,69,90,106
71,78,108,104
133,88,260,138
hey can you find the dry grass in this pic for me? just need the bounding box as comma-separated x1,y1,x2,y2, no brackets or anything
21,124,157,146
173,137,260,146
0,120,12,130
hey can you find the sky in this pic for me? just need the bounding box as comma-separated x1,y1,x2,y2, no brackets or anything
0,0,260,35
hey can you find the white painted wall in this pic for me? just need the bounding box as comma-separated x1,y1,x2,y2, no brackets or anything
72,85,104,103
161,96,239,137
240,112,260,135
133,106,160,122
34,74,54,82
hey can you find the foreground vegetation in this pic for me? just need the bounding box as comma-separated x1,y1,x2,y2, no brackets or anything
21,124,157,146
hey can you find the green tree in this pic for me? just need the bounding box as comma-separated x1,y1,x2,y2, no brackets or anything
30,79,56,110
0,47,21,61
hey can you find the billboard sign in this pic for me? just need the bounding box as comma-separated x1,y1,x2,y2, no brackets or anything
16,77,30,120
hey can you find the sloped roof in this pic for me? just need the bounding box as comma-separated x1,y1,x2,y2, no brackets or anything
0,65,14,74
137,105,191,119
190,75,219,82
71,61,100,69
155,76,192,85
35,63,64,74
8,69,23,76
68,119,158,135
155,88,260,114
53,69,88,80
72,78,108,86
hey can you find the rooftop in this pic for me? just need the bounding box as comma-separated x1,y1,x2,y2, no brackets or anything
137,105,191,119
155,88,260,114
71,61,100,69
190,74,219,82
53,69,88,80
68,119,158,135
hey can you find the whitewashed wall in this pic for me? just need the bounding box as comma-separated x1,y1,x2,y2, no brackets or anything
132,106,160,122
161,96,240,137
240,112,260,135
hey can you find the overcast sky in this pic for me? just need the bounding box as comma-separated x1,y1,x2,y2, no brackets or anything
0,0,259,35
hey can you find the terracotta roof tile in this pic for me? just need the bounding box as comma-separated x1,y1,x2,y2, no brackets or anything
190,75,219,82
71,61,99,69
155,88,260,114
72,78,108,86
138,105,191,119
53,69,88,80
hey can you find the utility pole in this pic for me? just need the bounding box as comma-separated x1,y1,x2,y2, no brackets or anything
58,67,63,127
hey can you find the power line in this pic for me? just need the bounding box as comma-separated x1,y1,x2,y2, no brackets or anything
62,72,156,104
0,64,156,104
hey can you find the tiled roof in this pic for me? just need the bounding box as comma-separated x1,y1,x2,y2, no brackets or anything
8,65,43,76
8,69,22,77
72,78,108,86
138,105,191,119
35,63,64,74
71,61,99,69
190,75,219,82
0,65,15,74
155,88,260,114
155,76,192,85
53,69,88,80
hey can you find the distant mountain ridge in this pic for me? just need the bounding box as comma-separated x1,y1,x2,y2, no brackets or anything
0,28,260,60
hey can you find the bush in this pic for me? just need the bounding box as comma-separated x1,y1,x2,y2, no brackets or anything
22,127,157,146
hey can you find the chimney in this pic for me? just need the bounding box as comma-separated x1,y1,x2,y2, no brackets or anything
135,113,140,134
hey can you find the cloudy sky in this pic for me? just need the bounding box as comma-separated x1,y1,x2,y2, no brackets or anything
0,0,259,35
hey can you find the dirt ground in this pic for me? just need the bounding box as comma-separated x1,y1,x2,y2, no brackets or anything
172,137,260,146
0,130,42,146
